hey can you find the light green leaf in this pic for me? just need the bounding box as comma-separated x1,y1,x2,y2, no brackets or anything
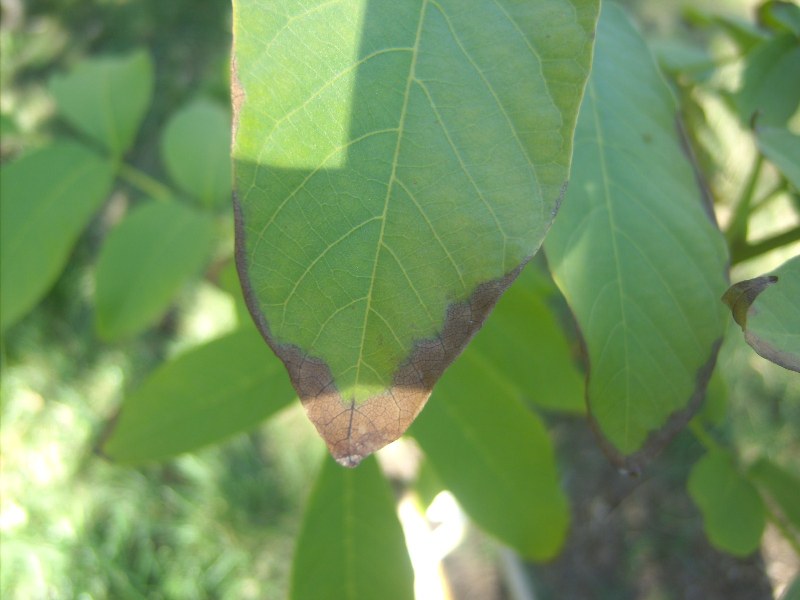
544,3,729,460
757,126,800,190
748,457,800,535
103,328,295,464
232,0,599,465
0,140,115,332
411,347,570,560
687,451,766,557
290,456,413,600
95,201,216,340
161,99,232,209
736,34,800,127
49,50,154,156
722,255,800,372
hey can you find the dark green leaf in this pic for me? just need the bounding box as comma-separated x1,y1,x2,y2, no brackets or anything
0,140,115,332
161,99,232,210
290,456,413,600
758,1,800,36
103,328,295,464
49,50,154,156
95,201,216,340
687,451,766,556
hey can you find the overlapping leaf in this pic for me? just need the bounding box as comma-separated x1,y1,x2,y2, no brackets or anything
231,0,599,464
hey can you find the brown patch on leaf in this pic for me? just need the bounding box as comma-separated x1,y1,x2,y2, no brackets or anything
722,275,778,328
233,191,521,466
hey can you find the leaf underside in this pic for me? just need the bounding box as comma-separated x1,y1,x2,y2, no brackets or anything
232,0,598,465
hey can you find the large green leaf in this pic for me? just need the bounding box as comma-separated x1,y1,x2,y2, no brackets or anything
722,255,800,372
161,99,232,210
103,328,296,464
49,50,154,156
232,0,599,465
0,140,115,332
411,344,570,560
544,3,729,465
687,451,766,557
95,201,216,340
290,456,413,600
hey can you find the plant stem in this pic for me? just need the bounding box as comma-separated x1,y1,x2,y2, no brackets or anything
764,505,800,556
731,225,800,265
688,420,723,453
725,154,764,245
118,163,174,201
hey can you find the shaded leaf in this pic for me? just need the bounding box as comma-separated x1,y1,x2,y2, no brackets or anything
757,126,800,190
544,4,729,463
95,201,216,340
411,348,569,560
748,457,800,536
687,451,766,557
758,1,800,36
722,256,800,372
103,328,295,464
49,50,153,156
290,456,413,600
0,140,115,332
232,0,599,465
161,99,232,209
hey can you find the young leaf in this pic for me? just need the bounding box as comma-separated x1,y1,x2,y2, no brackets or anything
544,3,729,466
95,201,216,340
687,451,766,557
722,255,800,372
290,456,413,600
102,328,296,464
411,347,570,560
0,140,115,332
232,0,600,465
161,99,232,210
49,50,154,156
757,126,800,191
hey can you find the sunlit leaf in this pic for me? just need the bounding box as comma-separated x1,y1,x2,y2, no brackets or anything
103,328,295,464
290,456,413,600
0,140,115,332
231,0,599,464
544,4,729,464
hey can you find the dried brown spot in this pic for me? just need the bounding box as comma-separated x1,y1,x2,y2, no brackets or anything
721,275,778,328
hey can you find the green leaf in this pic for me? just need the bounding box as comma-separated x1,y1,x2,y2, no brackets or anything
49,50,154,156
757,126,800,190
748,457,800,534
722,255,800,372
95,201,216,340
758,1,800,36
687,451,766,556
735,34,800,127
161,99,232,210
411,348,569,560
0,140,115,332
290,456,413,600
232,0,599,464
544,3,729,461
103,328,296,464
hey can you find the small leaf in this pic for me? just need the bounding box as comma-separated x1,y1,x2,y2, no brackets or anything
103,328,295,464
757,126,800,191
49,50,154,156
544,3,729,463
748,457,800,535
95,201,216,340
161,99,232,210
688,451,766,557
0,140,115,332
290,456,413,600
411,348,569,560
722,256,800,372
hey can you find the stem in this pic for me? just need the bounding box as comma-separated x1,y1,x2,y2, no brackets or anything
750,182,785,214
764,506,800,557
117,163,174,201
731,225,800,265
688,420,723,453
725,154,764,245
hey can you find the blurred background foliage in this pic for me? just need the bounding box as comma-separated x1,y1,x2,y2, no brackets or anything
0,0,798,598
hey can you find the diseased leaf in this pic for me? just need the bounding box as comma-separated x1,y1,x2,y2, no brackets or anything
687,451,766,557
49,50,154,156
290,456,413,600
232,0,599,465
0,140,115,332
722,255,800,372
544,4,729,465
95,201,216,340
161,99,232,209
411,346,570,560
103,328,295,464
757,126,800,190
